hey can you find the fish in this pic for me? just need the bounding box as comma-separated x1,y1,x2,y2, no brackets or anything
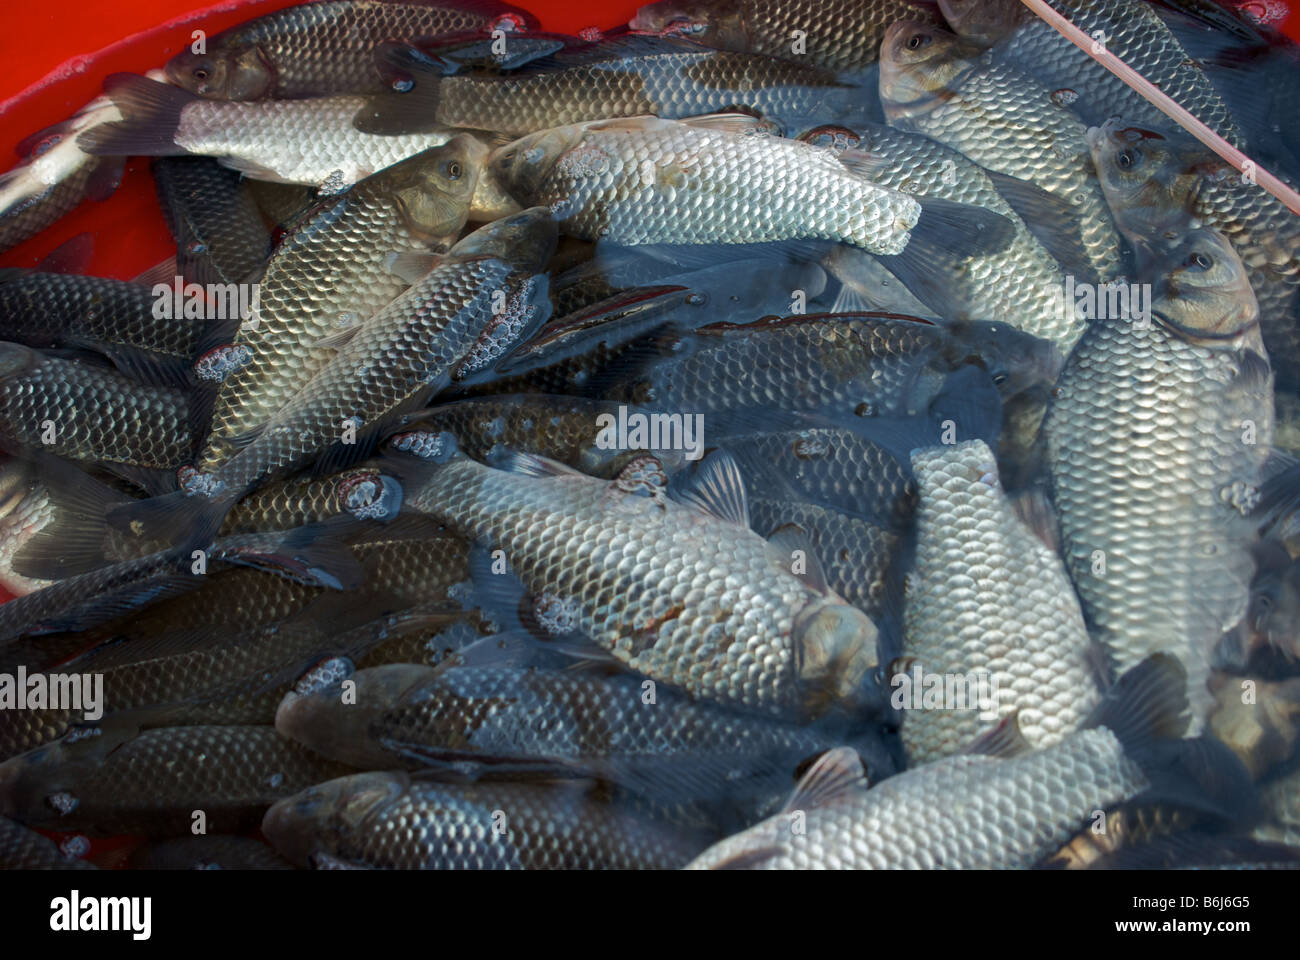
0,345,192,486
261,771,710,869
721,426,916,534
0,96,125,255
192,137,484,476
164,0,539,100
132,207,555,553
1087,120,1300,391
878,21,1123,283
0,815,97,869
396,395,693,477
0,269,208,388
0,531,471,760
356,35,876,137
128,834,293,870
804,122,1084,352
394,445,880,719
1044,228,1274,729
152,157,274,288
628,0,941,75
686,655,1249,868
77,74,515,218
939,0,1245,145
274,662,872,816
0,722,355,837
747,498,902,630
604,313,1060,420
0,526,359,645
487,114,1015,259
901,439,1099,763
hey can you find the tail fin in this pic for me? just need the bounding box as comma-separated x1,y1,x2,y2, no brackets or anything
75,74,195,157
353,43,454,135
105,487,236,559
873,197,1016,319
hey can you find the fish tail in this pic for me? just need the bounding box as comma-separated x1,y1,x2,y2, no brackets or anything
871,197,1017,318
352,43,454,136
106,487,236,559
1089,653,1257,824
75,73,195,157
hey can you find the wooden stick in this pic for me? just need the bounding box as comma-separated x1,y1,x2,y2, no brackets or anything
1017,0,1300,214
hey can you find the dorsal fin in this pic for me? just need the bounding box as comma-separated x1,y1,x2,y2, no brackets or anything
673,450,748,527
780,746,868,814
766,523,829,592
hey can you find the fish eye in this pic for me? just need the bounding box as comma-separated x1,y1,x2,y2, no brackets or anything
1186,251,1213,270
194,68,210,81
907,33,933,50
446,161,462,180
1116,148,1140,170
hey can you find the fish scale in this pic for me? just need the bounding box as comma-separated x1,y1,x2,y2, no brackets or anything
277,663,832,782
607,314,1051,418
173,96,463,187
1090,126,1300,390
404,455,875,717
422,46,871,135
210,253,527,494
263,773,707,869
687,729,1149,868
197,148,476,474
903,440,1098,763
493,119,921,251
0,348,190,471
0,271,205,371
166,0,535,99
1045,313,1272,727
0,534,473,760
0,725,355,837
879,25,1123,282
631,0,940,74
986,0,1244,145
846,122,1083,350
725,427,916,531
747,498,900,622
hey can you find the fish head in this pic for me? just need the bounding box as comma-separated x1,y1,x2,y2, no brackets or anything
449,206,559,271
937,0,1024,47
1086,120,1203,243
1150,228,1260,342
628,0,747,50
793,597,879,718
879,22,980,118
164,43,272,100
260,772,408,868
381,135,487,245
275,664,431,767
488,124,588,202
